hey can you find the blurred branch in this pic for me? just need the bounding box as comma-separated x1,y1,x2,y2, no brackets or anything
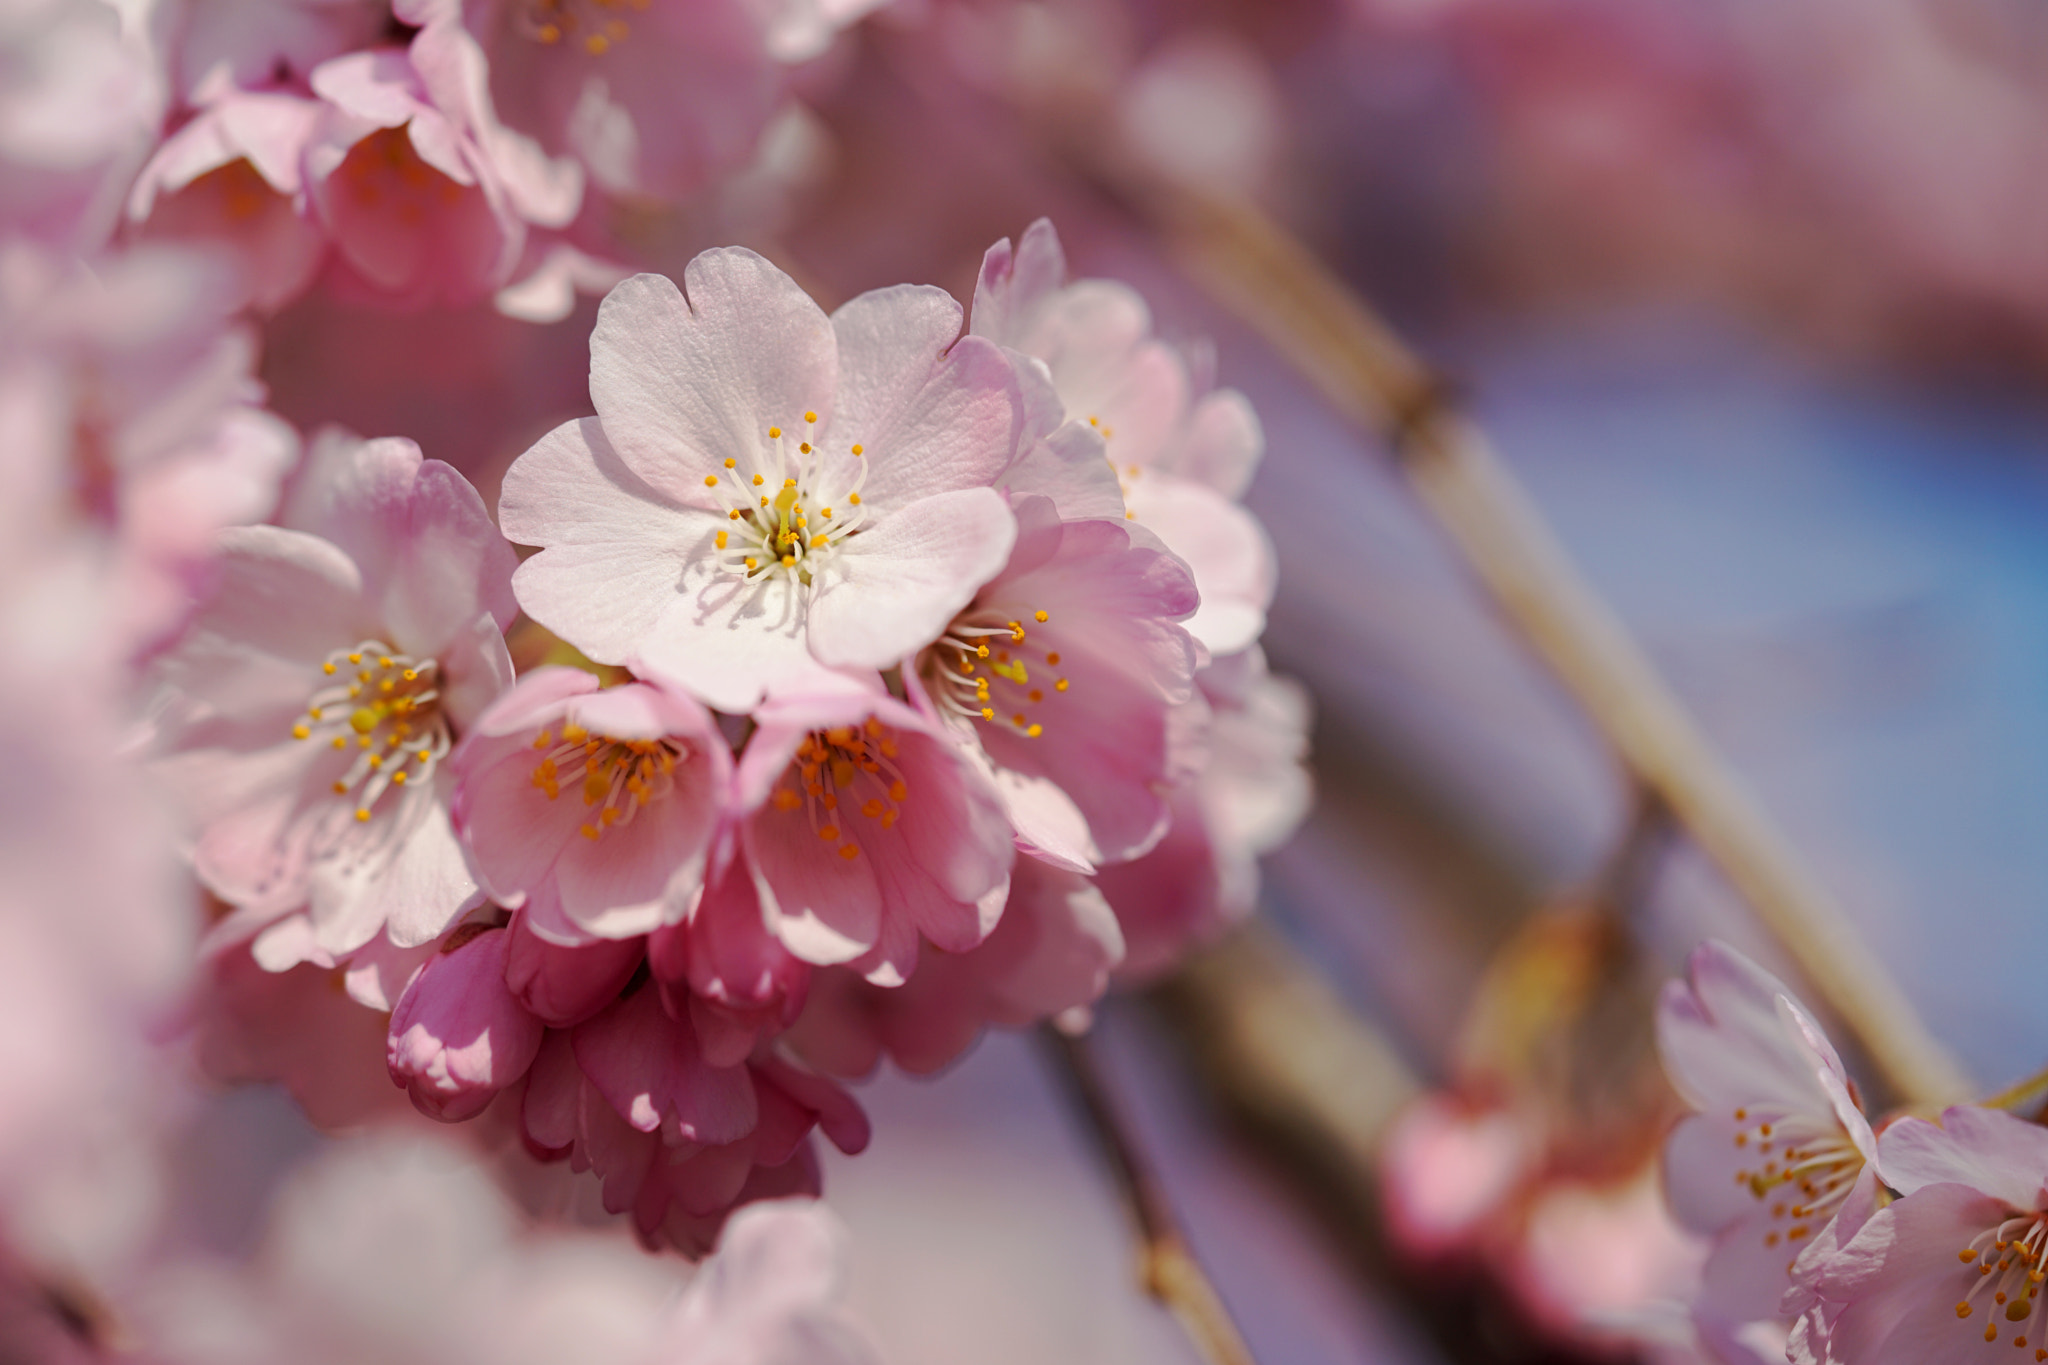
1076,164,1966,1109
1040,1025,1259,1365
1979,1061,2048,1119
1154,925,1611,1365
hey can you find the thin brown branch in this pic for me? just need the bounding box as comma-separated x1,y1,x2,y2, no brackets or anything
1072,170,1967,1109
1040,1025,1258,1365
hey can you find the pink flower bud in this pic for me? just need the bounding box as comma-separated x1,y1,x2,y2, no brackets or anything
387,925,543,1122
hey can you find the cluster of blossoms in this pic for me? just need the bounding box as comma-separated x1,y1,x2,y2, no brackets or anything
145,219,1307,1249
0,0,1309,1342
125,0,879,319
1654,941,2048,1365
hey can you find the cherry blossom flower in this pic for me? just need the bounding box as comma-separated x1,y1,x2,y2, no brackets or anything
1656,940,1879,1331
1379,1092,1545,1260
497,249,1025,713
520,996,870,1254
303,33,582,310
451,665,730,944
734,680,1014,987
1788,1104,2048,1365
784,853,1124,1078
970,218,1274,656
905,493,1200,871
126,82,330,312
397,0,878,203
151,428,517,970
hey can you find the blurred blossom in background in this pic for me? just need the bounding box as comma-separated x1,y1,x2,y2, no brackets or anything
2,2,2046,1364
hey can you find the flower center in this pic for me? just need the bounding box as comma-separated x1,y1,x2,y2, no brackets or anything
702,413,869,588
292,641,450,823
1954,1211,2048,1354
1726,1106,1864,1261
768,719,909,863
518,0,648,55
923,608,1065,739
335,126,465,217
527,721,685,843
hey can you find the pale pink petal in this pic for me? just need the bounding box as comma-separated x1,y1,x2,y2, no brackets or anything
1657,940,1844,1118
995,360,1124,521
1123,472,1274,656
971,219,1067,349
1876,1107,2048,1207
587,258,836,508
1168,387,1263,499
823,300,1019,512
746,798,882,965
498,416,705,669
153,524,369,717
342,932,434,1011
1806,1183,2018,1365
805,487,1017,670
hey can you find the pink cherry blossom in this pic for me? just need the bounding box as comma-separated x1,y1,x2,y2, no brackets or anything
784,853,1124,1078
1789,1105,2048,1365
387,923,546,1121
1656,940,1879,1331
1509,1167,1710,1340
971,218,1275,656
905,494,1200,872
1380,1093,1544,1259
734,681,1014,986
498,249,1025,713
303,33,582,310
126,84,329,312
397,0,858,203
152,428,517,969
393,0,774,202
519,995,870,1255
451,665,730,944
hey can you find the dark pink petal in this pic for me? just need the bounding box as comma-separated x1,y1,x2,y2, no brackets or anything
503,913,643,1029
572,988,758,1145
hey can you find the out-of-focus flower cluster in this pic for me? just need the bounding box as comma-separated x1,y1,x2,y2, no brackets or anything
0,0,1312,1352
